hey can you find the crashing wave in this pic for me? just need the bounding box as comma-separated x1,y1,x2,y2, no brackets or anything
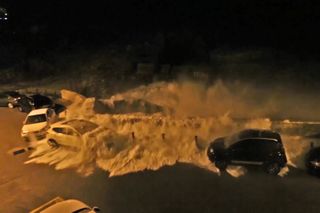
26,81,316,177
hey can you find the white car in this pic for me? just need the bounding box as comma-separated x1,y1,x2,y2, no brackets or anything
21,108,56,142
46,119,99,148
30,197,100,213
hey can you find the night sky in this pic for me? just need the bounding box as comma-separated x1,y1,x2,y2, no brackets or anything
1,0,320,54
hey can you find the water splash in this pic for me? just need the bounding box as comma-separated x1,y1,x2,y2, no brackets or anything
26,81,318,177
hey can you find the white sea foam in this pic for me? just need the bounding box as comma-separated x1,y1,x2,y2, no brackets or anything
26,81,315,177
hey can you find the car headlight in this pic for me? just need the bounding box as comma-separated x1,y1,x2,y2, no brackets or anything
310,160,320,167
22,130,29,134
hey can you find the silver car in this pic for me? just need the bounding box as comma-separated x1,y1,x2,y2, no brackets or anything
30,197,100,213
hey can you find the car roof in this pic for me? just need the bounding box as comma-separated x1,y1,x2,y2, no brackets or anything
40,199,91,213
232,137,278,144
219,129,282,147
230,129,280,140
50,124,78,133
28,108,49,116
51,119,98,135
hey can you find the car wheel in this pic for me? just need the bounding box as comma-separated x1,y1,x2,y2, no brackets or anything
48,139,59,148
7,102,14,108
215,160,228,171
264,162,280,175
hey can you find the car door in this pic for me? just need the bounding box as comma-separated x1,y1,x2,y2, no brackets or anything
246,139,264,163
230,139,267,165
256,140,279,162
64,127,82,147
244,139,276,165
52,127,81,147
229,140,252,163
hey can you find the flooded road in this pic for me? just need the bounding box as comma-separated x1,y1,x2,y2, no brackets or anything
1,107,320,212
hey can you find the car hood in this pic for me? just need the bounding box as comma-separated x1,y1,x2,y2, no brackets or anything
22,122,48,133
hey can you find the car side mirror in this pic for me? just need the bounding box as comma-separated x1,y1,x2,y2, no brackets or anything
93,206,100,212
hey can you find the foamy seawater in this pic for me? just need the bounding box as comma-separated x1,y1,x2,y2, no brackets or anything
25,81,318,177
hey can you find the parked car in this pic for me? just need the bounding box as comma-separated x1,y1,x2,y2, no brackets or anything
305,143,320,176
30,197,100,213
29,94,54,108
21,108,57,142
0,91,30,109
207,129,287,175
16,95,34,112
0,91,56,113
17,94,55,113
46,119,99,148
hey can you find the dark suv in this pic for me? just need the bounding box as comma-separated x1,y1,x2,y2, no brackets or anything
207,129,287,175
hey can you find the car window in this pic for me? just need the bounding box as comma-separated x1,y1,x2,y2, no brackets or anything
260,131,281,142
229,140,252,150
237,139,278,154
53,127,78,136
247,139,264,152
25,114,47,124
52,127,65,134
260,140,279,152
66,128,78,136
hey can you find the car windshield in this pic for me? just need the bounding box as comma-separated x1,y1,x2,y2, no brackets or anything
25,114,47,124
